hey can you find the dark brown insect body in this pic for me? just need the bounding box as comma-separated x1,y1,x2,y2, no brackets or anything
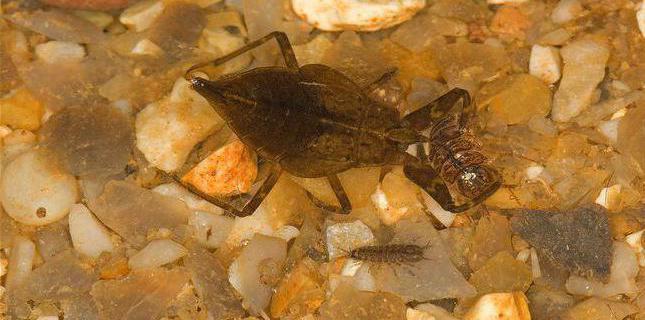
178,31,501,216
350,244,427,264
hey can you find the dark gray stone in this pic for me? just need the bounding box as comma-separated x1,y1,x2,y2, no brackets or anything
510,205,613,282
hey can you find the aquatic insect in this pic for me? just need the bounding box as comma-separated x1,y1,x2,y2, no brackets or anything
178,31,501,216
349,243,428,264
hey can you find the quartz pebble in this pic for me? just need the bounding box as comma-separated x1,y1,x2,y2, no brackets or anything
39,0,130,10
4,236,35,289
130,39,163,56
1,149,79,226
551,0,585,24
228,234,287,316
468,251,533,294
625,229,645,267
529,45,561,84
0,87,44,131
68,203,115,259
135,82,221,172
464,292,531,320
153,182,222,214
270,257,325,319
128,239,187,270
119,0,165,32
562,297,638,320
189,211,234,248
469,213,514,271
185,244,245,319
291,0,426,32
182,140,258,197
326,220,376,260
91,268,189,320
371,218,477,300
88,180,190,247
551,39,609,122
565,241,639,297
34,41,86,64
479,74,552,125
319,283,407,320
594,184,621,211
637,1,645,39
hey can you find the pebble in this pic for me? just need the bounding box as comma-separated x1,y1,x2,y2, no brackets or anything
88,180,190,247
562,297,638,320
135,85,221,172
319,283,407,320
228,234,287,316
0,87,44,131
73,10,114,29
189,211,234,248
552,39,609,122
119,0,165,32
468,251,533,294
487,0,528,3
152,182,222,214
511,206,613,281
371,171,423,226
270,257,325,319
91,268,190,320
5,236,35,289
469,213,514,271
617,101,645,170
594,184,622,211
529,45,562,84
326,220,376,260
34,41,86,64
565,241,639,297
128,239,187,270
184,244,245,319
1,149,79,226
291,0,426,32
551,0,585,24
480,74,552,125
490,6,530,39
464,292,531,320
130,39,163,56
182,140,258,197
68,203,115,259
637,1,645,39
39,0,130,10
625,229,645,267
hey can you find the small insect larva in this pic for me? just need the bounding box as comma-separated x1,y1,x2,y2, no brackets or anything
349,243,429,264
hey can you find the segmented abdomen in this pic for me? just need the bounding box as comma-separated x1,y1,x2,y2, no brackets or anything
428,115,489,184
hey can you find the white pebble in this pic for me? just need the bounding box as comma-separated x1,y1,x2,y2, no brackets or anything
128,239,188,270
565,241,639,297
131,39,163,56
420,192,455,227
5,236,35,288
326,220,376,260
552,39,609,122
189,211,234,249
35,41,86,64
529,45,561,84
0,149,79,226
371,184,410,226
525,165,545,180
487,0,528,3
0,125,12,139
516,248,530,263
637,1,645,39
0,257,6,277
340,258,363,276
224,207,274,247
464,292,531,320
292,0,426,32
273,225,301,242
68,203,115,258
135,93,220,172
594,184,621,210
36,316,59,320
153,182,222,214
551,0,585,24
119,0,165,32
530,248,542,279
625,229,645,267
597,119,620,144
